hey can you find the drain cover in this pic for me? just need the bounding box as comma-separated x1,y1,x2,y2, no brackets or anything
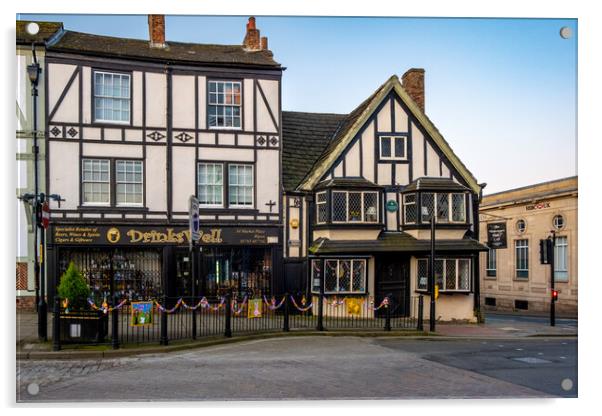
513,357,552,364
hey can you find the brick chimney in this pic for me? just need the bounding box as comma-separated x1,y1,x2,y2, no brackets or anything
402,68,425,112
148,15,166,48
243,16,267,51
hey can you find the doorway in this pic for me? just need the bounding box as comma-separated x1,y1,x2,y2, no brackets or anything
375,255,410,317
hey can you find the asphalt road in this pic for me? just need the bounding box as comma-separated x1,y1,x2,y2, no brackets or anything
484,312,578,328
17,336,577,402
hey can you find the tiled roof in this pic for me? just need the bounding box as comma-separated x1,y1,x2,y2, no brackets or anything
281,111,346,191
314,177,381,190
46,30,281,68
16,21,63,45
309,232,488,254
403,177,470,192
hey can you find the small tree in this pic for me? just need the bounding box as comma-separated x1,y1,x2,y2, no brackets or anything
57,262,90,310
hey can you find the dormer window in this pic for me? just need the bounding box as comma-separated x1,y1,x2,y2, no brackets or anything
379,136,407,160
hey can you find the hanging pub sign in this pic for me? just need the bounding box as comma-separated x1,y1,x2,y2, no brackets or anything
51,225,279,246
487,222,507,249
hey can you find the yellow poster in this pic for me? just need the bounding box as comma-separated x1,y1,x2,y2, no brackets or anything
345,298,363,316
248,298,263,318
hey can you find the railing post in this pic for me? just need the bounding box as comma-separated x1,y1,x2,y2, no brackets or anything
317,291,324,331
111,294,119,350
191,299,197,341
417,295,424,331
385,298,392,331
283,293,290,332
160,295,168,346
224,294,232,338
52,296,61,351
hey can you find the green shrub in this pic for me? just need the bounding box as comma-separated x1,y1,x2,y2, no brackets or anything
57,262,90,310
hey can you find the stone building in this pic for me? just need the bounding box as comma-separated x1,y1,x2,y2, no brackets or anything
479,176,578,316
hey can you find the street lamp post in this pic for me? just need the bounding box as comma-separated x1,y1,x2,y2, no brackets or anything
429,213,436,332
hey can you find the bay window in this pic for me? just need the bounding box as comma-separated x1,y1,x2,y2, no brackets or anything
407,191,467,224
330,191,379,223
316,192,328,224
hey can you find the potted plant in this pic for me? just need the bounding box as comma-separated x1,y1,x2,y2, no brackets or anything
57,262,106,343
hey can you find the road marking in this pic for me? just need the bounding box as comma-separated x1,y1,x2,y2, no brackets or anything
515,348,523,351
537,352,543,355
513,357,552,364
560,356,566,359
561,378,573,391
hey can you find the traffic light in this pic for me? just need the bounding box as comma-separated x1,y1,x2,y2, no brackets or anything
539,238,553,264
552,290,558,302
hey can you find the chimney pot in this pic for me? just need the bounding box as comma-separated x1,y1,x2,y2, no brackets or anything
242,16,261,51
260,36,268,50
148,14,166,48
402,68,425,112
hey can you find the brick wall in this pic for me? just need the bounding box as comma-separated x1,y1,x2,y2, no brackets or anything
16,262,28,290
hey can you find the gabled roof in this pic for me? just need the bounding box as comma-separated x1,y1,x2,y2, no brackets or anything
16,21,63,45
297,75,481,194
45,29,281,68
281,111,346,191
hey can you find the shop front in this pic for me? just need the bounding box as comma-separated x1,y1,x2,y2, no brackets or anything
47,224,282,303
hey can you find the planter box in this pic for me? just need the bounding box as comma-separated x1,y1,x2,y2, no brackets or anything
60,310,108,344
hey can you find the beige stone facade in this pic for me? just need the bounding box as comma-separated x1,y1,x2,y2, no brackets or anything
479,177,577,316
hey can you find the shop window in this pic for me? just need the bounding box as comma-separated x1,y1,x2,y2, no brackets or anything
486,248,497,277
329,191,379,224
554,236,569,282
197,163,224,207
94,71,131,123
416,258,471,292
323,259,366,294
228,164,253,207
379,136,407,160
208,80,242,128
311,259,323,293
515,239,529,278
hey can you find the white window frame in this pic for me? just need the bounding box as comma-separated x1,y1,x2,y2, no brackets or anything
228,164,254,208
403,193,417,224
208,80,242,130
115,160,144,207
486,248,497,277
316,191,327,224
93,71,131,124
82,158,111,206
330,190,379,224
554,236,569,282
515,239,529,279
323,258,367,295
416,258,471,292
553,215,565,230
197,162,224,208
379,135,408,161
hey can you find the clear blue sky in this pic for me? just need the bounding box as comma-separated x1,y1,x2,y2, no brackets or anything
19,14,577,194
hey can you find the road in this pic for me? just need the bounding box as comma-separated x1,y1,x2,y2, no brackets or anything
484,312,578,328
17,335,576,402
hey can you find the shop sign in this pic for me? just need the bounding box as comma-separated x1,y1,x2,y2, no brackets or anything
487,222,507,249
386,199,399,212
526,201,550,211
52,225,279,246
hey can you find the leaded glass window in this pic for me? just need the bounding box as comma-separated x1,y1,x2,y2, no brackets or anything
379,136,407,160
458,259,470,290
434,259,444,289
332,191,347,222
364,192,378,222
330,191,379,223
437,193,450,223
452,193,466,222
208,81,242,128
116,160,143,205
417,258,471,292
348,192,362,222
82,159,110,205
404,193,417,224
198,163,223,207
417,259,428,290
94,71,131,123
311,259,322,293
421,193,435,222
324,260,338,292
445,259,457,290
228,164,253,207
323,259,366,294
316,192,327,224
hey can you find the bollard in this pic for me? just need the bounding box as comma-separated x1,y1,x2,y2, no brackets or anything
160,295,168,345
224,293,232,338
283,293,290,332
111,295,119,349
52,296,61,351
417,295,424,332
317,291,324,331
384,298,392,331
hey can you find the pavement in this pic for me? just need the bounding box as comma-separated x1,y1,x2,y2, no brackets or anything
17,336,577,402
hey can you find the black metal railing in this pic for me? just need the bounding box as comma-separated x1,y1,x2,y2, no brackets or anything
52,293,425,351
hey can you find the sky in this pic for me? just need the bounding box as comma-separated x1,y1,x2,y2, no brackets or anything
18,14,577,194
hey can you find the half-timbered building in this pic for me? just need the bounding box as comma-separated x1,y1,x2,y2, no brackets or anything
44,16,284,301
282,70,488,321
